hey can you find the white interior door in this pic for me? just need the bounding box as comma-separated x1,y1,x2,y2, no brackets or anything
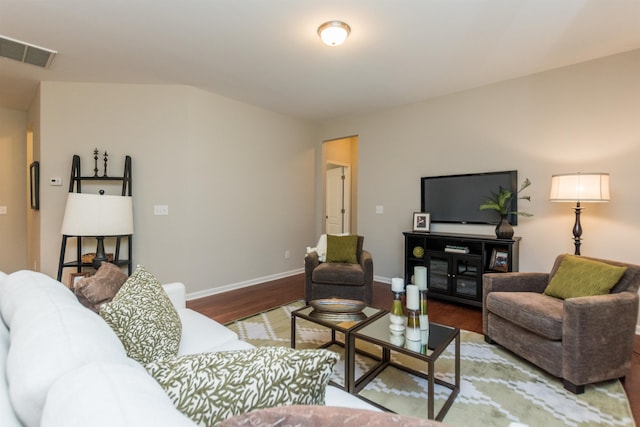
325,165,351,234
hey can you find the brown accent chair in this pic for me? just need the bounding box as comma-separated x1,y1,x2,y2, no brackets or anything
483,254,640,394
304,236,373,304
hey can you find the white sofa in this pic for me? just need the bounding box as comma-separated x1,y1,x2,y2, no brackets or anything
0,270,379,427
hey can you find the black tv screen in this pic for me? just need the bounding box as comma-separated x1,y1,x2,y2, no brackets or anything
421,170,518,225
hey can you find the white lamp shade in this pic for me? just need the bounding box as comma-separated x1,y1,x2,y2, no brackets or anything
61,193,134,236
549,173,610,202
318,21,351,46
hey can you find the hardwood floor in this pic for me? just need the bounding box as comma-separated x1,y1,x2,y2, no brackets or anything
187,276,305,324
187,273,639,424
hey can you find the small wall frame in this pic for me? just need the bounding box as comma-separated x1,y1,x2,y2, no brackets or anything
412,212,430,232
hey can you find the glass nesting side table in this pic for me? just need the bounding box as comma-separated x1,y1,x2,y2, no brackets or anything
349,313,460,421
291,304,386,390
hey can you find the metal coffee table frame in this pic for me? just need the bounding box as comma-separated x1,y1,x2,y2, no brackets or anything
291,305,386,390
348,313,460,421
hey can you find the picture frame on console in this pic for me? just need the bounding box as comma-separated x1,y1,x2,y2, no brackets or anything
489,248,509,272
412,212,430,232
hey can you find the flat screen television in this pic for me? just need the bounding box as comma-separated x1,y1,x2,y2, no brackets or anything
421,170,518,225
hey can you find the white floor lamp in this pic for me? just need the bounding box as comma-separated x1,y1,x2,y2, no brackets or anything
549,173,610,255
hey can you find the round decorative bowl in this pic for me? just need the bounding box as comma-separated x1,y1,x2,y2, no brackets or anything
309,311,367,322
308,298,367,322
309,298,366,314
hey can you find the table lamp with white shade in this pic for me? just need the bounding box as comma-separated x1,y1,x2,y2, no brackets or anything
61,193,134,269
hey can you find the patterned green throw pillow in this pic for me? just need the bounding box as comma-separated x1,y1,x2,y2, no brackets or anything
326,235,358,263
100,265,182,364
145,347,339,427
543,255,627,299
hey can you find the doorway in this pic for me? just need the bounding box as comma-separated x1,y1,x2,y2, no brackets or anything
325,164,350,234
26,125,40,271
322,136,358,234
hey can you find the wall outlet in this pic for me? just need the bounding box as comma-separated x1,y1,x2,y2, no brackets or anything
0,206,7,215
153,205,169,216
376,205,384,214
285,250,290,259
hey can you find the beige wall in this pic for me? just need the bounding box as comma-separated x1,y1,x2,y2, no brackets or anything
37,83,318,297
0,108,28,272
4,48,640,308
320,49,640,280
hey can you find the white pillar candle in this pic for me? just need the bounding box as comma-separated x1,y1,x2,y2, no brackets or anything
391,277,404,292
414,266,427,290
406,284,419,310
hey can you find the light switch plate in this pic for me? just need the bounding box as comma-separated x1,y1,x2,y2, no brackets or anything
153,205,169,216
0,206,7,215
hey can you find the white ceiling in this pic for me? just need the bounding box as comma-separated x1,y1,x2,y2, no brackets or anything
2,0,640,122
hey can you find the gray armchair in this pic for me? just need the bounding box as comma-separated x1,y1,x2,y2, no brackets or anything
304,235,373,304
483,254,640,393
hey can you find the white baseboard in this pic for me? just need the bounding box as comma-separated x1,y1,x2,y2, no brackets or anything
185,268,304,301
375,275,392,285
188,272,393,301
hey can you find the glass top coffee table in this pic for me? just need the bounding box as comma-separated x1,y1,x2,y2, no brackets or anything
291,304,386,390
349,313,460,421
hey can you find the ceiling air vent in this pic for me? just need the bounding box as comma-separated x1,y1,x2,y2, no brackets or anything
0,35,56,68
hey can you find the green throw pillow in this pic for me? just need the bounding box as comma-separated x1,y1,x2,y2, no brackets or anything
100,265,182,364
326,235,358,263
145,347,339,427
543,255,627,300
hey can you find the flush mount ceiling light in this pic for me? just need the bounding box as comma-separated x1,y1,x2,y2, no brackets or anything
317,21,351,46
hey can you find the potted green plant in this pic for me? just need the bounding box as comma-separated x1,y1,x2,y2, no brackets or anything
479,178,532,238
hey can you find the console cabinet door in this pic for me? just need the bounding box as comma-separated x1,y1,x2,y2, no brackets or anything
426,252,482,301
452,256,482,301
426,252,449,294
